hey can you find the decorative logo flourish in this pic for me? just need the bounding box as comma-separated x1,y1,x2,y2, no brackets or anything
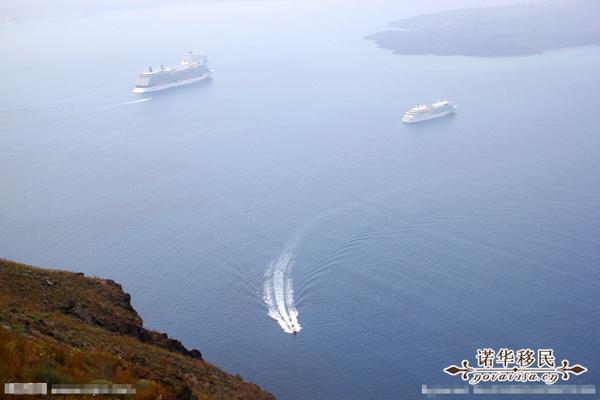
444,349,587,385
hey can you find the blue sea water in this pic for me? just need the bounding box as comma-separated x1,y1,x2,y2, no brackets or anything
1,1,600,399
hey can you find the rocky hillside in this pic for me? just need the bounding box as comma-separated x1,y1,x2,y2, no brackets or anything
0,259,275,399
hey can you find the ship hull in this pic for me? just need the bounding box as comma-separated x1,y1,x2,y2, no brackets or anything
402,107,455,124
132,73,211,94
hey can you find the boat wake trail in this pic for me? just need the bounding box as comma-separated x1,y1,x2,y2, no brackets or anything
117,97,153,106
261,203,361,334
263,247,302,334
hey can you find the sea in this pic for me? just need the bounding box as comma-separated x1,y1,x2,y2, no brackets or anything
1,1,599,399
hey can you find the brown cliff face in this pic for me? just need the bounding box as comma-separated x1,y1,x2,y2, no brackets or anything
0,259,275,400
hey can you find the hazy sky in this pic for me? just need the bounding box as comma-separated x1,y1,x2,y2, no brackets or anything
0,0,540,23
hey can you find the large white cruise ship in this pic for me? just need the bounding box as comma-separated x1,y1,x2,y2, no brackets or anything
402,100,456,123
132,52,212,93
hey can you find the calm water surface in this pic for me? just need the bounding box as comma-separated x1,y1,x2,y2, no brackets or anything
1,1,600,399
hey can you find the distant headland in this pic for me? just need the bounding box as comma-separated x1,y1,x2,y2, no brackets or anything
366,0,600,57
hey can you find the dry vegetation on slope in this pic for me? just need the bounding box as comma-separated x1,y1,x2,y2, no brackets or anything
0,259,275,400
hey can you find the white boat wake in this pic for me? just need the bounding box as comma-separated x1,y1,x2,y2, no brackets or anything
261,203,365,334
119,97,153,106
260,199,392,334
263,248,302,334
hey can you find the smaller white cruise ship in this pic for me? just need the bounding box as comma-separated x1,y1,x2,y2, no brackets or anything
402,100,457,123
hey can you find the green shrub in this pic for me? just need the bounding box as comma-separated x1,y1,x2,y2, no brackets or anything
30,364,75,384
